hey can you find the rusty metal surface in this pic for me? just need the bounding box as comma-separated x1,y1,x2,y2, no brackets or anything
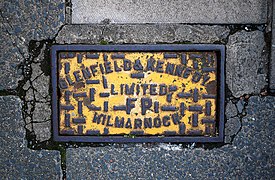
51,45,225,142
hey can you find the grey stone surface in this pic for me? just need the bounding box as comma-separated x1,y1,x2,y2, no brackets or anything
32,121,52,142
270,2,275,91
225,101,238,118
0,0,64,90
0,96,61,179
224,117,241,143
236,99,245,113
226,31,268,97
56,24,230,44
71,0,267,24
65,96,274,179
32,103,51,123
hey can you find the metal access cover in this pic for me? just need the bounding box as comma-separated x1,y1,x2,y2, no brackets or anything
51,45,225,142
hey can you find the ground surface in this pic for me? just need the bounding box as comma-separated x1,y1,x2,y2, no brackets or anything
0,0,274,179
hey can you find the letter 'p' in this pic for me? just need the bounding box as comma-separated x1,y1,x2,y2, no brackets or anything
141,98,152,115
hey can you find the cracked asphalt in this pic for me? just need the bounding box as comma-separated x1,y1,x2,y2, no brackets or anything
0,0,274,179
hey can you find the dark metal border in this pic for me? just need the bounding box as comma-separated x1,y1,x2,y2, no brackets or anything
51,44,225,143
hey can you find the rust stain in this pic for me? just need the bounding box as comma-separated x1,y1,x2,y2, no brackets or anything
74,82,85,89
206,80,217,94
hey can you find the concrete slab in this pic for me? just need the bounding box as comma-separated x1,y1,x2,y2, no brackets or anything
71,0,267,24
22,43,52,142
226,31,268,97
56,24,230,44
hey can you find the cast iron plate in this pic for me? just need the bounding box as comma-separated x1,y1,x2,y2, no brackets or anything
51,44,225,142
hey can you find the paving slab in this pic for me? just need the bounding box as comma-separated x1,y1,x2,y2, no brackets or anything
0,96,62,179
71,0,267,24
0,0,64,90
66,96,274,179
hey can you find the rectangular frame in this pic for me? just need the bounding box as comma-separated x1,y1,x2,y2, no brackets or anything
51,44,225,143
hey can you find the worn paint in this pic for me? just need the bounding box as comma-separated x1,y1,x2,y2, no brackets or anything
58,51,218,136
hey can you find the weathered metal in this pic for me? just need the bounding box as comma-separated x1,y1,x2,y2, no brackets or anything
51,45,225,142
